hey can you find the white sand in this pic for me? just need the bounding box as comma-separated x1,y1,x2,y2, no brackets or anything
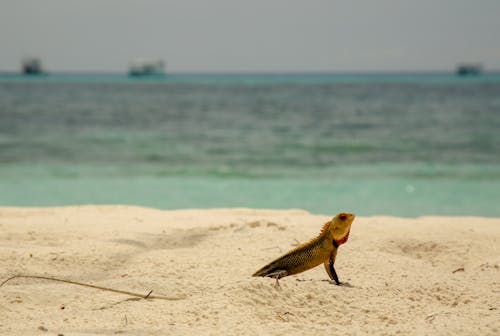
0,206,499,335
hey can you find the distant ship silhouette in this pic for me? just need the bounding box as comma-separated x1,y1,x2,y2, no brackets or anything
128,59,165,77
22,58,45,75
456,63,482,76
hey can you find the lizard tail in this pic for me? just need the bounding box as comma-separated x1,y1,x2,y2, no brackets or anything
252,260,289,278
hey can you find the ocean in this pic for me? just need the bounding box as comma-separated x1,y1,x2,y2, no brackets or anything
1,73,499,217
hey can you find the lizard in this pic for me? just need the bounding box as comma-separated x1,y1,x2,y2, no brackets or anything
252,212,355,286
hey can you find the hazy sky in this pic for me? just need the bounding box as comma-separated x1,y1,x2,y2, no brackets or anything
1,0,499,73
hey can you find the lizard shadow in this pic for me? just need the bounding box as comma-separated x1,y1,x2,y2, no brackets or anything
323,280,354,288
296,278,355,288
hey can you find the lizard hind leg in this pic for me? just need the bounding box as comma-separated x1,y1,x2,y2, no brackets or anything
265,270,288,287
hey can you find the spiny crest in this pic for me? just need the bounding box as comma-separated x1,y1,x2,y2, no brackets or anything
319,219,332,236
287,220,330,254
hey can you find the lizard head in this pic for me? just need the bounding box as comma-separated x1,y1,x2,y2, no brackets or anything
329,212,355,245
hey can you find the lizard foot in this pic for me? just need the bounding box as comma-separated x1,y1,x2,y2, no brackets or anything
328,280,353,287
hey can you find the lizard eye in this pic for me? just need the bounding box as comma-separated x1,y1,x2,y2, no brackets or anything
339,214,347,221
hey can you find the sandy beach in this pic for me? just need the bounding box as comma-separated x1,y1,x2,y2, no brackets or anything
0,206,498,335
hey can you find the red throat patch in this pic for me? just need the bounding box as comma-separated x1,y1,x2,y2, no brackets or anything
335,230,350,246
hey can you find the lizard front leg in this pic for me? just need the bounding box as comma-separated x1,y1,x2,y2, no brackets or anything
323,249,340,285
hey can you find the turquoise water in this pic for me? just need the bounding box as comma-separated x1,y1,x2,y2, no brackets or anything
1,73,499,216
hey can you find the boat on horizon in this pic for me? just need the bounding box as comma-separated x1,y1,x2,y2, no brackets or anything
21,57,45,75
456,63,482,76
128,59,166,77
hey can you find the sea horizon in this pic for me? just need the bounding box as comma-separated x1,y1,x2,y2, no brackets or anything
2,70,500,81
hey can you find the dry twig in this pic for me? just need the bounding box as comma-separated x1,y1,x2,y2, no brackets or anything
1,275,184,301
